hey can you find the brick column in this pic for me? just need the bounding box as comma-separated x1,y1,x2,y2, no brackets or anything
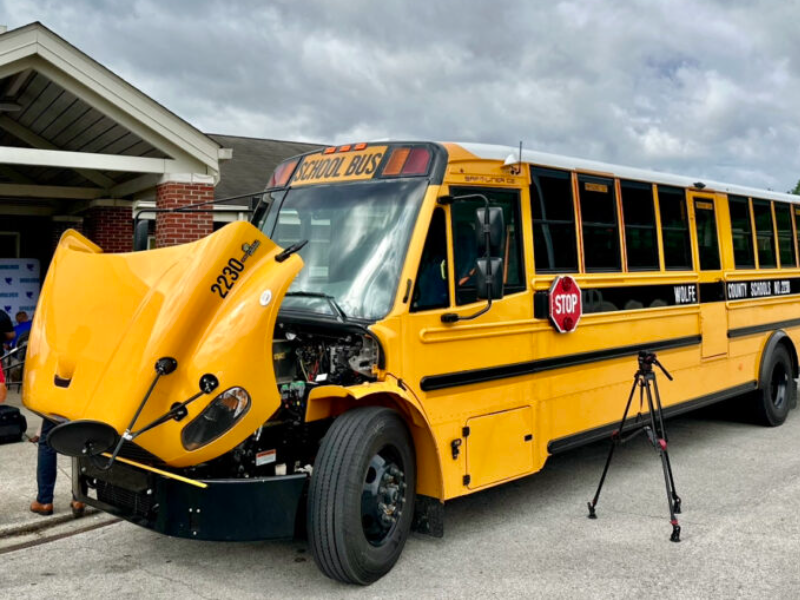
155,179,214,248
84,206,132,253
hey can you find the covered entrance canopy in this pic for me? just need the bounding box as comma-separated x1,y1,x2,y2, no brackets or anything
0,22,229,267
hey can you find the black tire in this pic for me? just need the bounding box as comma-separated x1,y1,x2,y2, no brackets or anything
307,407,416,585
754,344,794,427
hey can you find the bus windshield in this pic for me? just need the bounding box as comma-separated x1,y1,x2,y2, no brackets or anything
263,179,427,320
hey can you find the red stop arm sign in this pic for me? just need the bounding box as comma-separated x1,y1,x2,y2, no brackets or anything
548,276,582,333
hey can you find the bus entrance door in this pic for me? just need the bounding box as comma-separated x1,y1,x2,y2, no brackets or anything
691,192,728,358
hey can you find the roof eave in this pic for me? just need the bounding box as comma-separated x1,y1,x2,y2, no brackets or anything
0,22,222,176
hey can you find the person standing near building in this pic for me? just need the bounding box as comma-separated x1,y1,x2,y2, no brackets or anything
13,311,32,345
29,417,86,517
0,309,14,347
19,308,84,517
1,311,13,398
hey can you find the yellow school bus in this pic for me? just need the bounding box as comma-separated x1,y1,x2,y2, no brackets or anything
23,141,798,584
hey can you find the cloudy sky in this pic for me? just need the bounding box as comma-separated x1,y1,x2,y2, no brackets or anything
3,0,800,191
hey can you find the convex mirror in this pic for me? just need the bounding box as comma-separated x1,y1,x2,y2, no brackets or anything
475,206,505,257
475,257,504,300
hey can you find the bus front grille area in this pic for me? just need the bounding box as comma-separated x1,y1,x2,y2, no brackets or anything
95,479,155,519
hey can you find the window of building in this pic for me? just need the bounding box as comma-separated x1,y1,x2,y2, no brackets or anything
411,208,450,312
729,196,755,269
752,199,776,268
530,168,578,272
774,202,796,268
450,187,525,305
578,175,621,272
694,199,721,271
657,186,692,270
620,180,658,270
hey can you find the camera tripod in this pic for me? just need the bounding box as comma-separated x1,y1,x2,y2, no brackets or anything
586,350,682,542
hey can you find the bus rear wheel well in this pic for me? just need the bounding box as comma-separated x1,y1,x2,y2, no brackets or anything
761,331,799,382
782,337,798,380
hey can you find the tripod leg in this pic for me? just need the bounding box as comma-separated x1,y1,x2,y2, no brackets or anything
662,453,681,514
587,445,614,519
651,375,682,514
650,373,670,444
644,378,681,542
588,375,639,519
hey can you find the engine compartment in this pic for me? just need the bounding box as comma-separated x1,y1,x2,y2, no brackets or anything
183,319,381,481
274,320,380,385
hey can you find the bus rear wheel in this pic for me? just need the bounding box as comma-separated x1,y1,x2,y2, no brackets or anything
307,407,416,585
754,345,794,427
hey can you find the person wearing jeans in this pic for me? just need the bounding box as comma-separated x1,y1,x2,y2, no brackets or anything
29,418,86,517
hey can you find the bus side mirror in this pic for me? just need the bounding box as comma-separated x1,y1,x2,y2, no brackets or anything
475,207,505,257
440,194,506,324
133,219,149,252
475,257,504,300
474,206,505,300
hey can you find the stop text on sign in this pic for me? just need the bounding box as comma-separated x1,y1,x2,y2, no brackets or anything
554,293,579,314
549,275,582,333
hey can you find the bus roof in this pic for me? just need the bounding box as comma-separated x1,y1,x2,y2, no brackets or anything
447,142,799,204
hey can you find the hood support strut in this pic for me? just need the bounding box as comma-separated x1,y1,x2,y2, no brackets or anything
89,359,221,470
93,356,179,470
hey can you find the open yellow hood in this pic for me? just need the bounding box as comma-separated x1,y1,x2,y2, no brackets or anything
22,221,302,467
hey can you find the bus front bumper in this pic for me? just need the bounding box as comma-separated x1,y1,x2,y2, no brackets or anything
72,457,308,541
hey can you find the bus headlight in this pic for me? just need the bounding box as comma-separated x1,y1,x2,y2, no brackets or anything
181,387,251,450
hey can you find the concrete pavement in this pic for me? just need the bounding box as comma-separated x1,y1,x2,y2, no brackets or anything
1,399,799,598
0,390,105,539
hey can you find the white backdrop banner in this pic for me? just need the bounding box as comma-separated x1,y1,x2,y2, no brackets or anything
0,258,41,321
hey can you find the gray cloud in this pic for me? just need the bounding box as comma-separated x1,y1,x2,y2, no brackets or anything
2,0,800,190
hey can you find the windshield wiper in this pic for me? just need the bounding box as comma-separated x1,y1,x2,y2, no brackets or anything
285,291,348,321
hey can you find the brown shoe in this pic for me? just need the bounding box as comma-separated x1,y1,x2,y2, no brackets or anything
30,501,53,516
70,500,86,518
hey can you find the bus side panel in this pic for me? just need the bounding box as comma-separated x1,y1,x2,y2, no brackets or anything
465,406,534,489
539,346,757,453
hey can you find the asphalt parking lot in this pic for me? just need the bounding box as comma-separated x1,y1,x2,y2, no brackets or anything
3,401,800,599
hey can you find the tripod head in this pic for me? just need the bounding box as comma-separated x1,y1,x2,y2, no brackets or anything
638,350,673,381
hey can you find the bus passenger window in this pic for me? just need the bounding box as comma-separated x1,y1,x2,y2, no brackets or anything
530,168,578,272
578,176,621,272
657,186,692,270
775,203,796,268
450,187,525,305
620,181,658,270
694,200,721,271
411,208,449,312
752,199,776,268
729,196,755,269
794,206,800,266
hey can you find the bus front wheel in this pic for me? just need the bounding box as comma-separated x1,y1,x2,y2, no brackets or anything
754,344,794,427
307,407,416,585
